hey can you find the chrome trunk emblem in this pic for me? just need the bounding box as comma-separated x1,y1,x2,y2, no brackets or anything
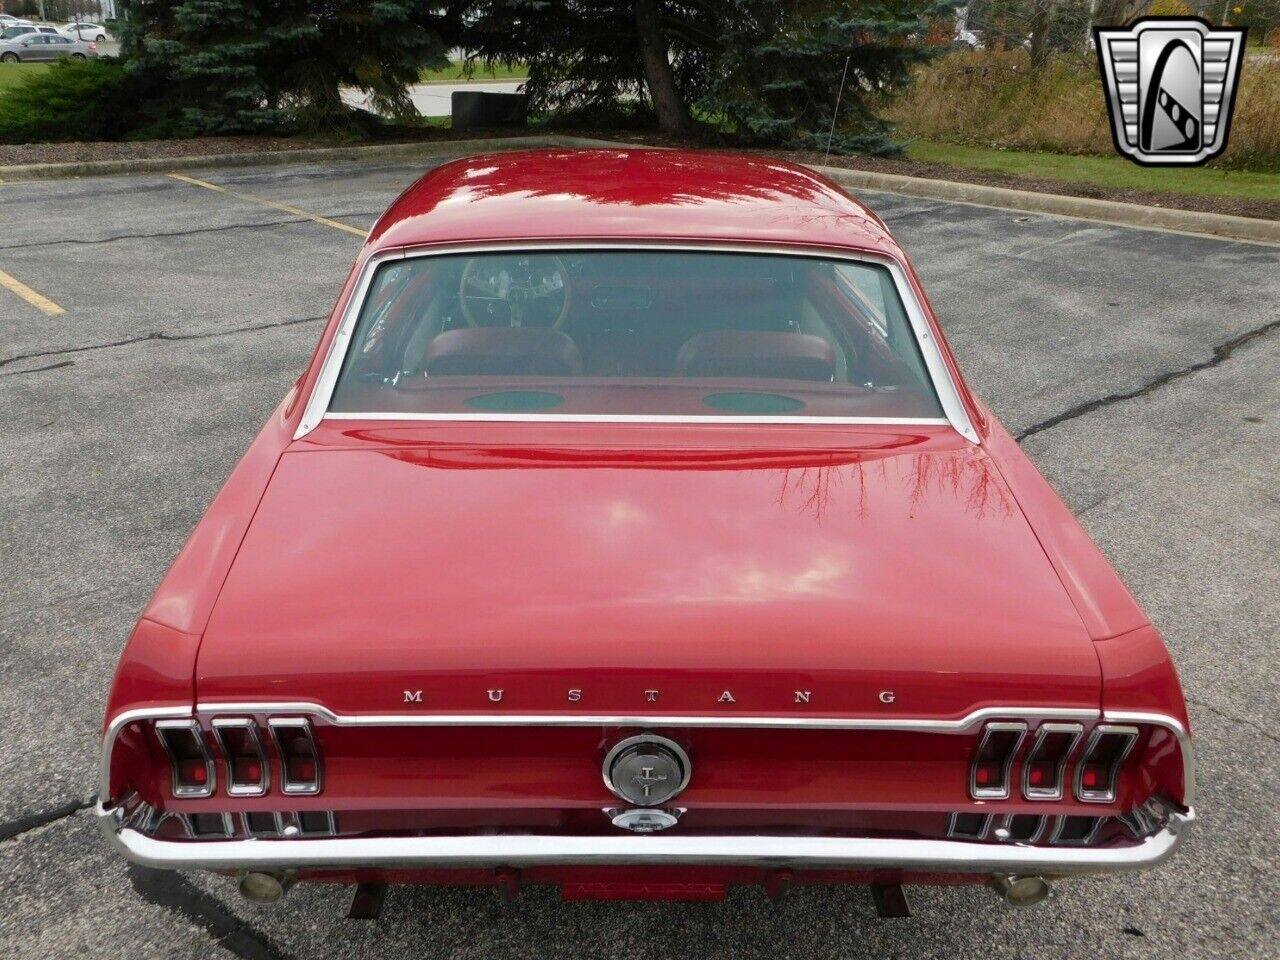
603,734,691,807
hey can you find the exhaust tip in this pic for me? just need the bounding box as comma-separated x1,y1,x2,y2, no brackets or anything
239,871,295,903
989,874,1051,907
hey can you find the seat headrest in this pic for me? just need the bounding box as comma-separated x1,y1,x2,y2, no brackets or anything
422,327,583,377
675,331,837,382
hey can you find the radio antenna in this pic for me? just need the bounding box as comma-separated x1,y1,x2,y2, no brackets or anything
825,54,852,162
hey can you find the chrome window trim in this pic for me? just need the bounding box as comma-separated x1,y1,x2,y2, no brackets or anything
267,717,322,796
1075,723,1139,804
154,718,215,799
211,717,269,797
324,412,953,426
293,241,979,443
98,804,1193,876
969,721,1027,800
1021,721,1084,801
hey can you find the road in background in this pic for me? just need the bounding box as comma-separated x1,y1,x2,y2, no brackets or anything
0,157,1277,960
342,80,524,118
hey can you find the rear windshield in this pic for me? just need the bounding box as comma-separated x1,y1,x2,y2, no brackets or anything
329,250,943,419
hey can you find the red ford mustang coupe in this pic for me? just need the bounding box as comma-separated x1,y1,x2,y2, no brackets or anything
98,150,1193,914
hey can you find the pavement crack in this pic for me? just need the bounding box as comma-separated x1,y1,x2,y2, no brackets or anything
0,315,326,371
0,795,94,842
0,219,303,251
1016,317,1280,441
1186,697,1280,745
129,864,294,960
0,212,382,252
0,359,75,377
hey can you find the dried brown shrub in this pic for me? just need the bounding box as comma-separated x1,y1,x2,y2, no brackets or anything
882,49,1280,171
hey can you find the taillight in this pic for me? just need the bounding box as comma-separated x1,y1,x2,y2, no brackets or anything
269,718,322,794
155,719,214,797
88,42,97,50
212,718,268,796
969,721,1026,799
1075,724,1138,802
1021,722,1083,800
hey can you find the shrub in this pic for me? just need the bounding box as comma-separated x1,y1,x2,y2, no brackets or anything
0,59,162,144
882,49,1280,171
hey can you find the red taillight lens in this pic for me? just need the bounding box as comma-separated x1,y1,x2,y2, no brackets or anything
213,718,268,796
1075,725,1138,802
969,722,1026,800
269,718,322,795
89,42,97,50
1021,722,1083,800
155,719,214,797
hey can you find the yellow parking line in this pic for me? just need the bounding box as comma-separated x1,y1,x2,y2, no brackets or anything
166,172,369,238
0,268,64,316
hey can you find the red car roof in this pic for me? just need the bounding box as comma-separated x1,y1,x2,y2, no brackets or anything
366,149,900,256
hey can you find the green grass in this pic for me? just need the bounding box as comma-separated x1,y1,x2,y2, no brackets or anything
0,62,51,95
419,60,527,84
905,139,1280,204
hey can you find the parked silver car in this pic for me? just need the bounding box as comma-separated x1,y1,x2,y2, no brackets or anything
1,24,60,39
0,32,97,62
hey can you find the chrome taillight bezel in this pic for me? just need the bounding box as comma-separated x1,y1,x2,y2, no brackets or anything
211,717,269,797
154,718,215,798
969,721,1027,800
1075,724,1139,803
1021,721,1084,801
268,717,322,795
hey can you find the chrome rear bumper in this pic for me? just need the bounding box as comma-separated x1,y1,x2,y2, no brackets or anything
97,802,1193,876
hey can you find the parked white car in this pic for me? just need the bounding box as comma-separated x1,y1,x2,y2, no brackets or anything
0,15,35,29
60,21,111,42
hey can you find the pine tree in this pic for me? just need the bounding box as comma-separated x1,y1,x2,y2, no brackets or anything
703,0,956,155
462,0,720,133
120,0,453,135
464,0,951,154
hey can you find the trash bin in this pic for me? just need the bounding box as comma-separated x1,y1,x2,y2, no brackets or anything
451,92,528,130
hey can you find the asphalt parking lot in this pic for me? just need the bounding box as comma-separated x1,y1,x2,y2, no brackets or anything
1,154,1277,960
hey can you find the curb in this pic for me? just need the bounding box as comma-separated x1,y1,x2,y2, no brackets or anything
0,135,572,183
806,163,1280,246
1,134,1275,246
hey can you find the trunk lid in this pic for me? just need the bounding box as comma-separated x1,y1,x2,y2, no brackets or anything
197,425,1099,718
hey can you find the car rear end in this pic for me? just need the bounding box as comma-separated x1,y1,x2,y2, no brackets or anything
99,690,1192,906
96,153,1194,911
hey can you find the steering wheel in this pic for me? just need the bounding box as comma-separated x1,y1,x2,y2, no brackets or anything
459,254,571,329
